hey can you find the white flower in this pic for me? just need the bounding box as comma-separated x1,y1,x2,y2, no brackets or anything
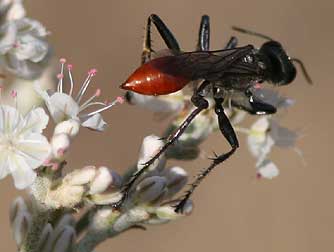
35,58,124,131
0,17,50,79
247,116,301,178
247,116,274,166
0,105,50,189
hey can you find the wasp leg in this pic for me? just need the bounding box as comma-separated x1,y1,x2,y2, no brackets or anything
197,15,210,51
174,97,239,213
224,36,238,49
142,14,181,64
112,81,210,209
246,90,277,115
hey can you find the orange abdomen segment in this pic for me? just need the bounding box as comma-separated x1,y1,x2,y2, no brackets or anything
120,56,190,95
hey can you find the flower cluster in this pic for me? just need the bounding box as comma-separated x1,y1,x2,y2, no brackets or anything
1,58,194,252
126,86,302,180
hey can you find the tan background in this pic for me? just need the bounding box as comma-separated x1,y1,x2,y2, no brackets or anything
1,0,333,251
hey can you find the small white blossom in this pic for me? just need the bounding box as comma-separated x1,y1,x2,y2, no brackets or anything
0,104,50,189
256,160,280,179
247,116,301,178
0,18,50,79
35,59,124,131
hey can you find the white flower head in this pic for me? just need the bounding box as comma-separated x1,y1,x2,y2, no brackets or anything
0,17,50,79
0,100,50,189
35,58,124,132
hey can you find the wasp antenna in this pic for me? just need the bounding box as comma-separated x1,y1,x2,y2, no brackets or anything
291,58,313,85
232,26,273,41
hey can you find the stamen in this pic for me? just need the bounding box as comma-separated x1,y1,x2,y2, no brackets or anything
76,69,97,103
58,58,66,93
67,64,74,96
82,96,123,117
79,89,102,112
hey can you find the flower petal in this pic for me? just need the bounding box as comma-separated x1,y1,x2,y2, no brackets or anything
268,119,299,148
8,154,37,189
0,105,23,134
16,132,50,169
0,22,16,54
257,160,279,179
17,107,49,134
48,93,79,123
0,150,10,179
80,113,107,131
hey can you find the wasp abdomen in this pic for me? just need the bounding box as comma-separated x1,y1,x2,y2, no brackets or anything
120,56,190,96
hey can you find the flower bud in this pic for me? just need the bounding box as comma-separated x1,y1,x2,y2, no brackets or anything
51,226,76,252
37,223,53,252
164,166,188,198
89,191,123,205
137,135,165,172
113,207,150,232
9,197,28,226
89,166,122,195
133,176,167,205
64,166,96,186
51,133,71,159
12,211,31,247
54,119,80,139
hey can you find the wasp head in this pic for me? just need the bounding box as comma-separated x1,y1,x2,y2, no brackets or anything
259,41,296,86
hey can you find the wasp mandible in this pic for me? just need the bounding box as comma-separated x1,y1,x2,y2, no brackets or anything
119,14,312,212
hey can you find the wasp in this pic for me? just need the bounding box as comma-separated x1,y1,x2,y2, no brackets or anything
119,14,312,212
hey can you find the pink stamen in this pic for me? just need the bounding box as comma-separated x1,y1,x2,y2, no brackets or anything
57,73,64,79
67,64,73,70
59,58,67,64
88,68,97,76
116,96,125,104
95,88,101,97
10,90,17,98
256,173,262,179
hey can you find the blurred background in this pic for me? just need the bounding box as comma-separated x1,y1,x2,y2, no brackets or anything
1,0,333,251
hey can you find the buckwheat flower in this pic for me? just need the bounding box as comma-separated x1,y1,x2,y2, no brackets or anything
0,17,50,79
0,104,50,189
246,116,301,178
35,59,124,131
247,116,274,166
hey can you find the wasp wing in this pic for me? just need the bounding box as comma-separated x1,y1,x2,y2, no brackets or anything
168,45,259,81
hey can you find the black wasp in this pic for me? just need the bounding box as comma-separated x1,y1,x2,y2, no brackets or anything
119,14,312,212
